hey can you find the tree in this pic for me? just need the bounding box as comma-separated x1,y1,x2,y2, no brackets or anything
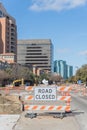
48,73,62,84
5,64,36,85
67,76,77,83
75,64,87,82
0,70,10,86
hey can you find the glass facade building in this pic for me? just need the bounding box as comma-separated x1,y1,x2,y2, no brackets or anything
67,65,73,78
54,60,73,79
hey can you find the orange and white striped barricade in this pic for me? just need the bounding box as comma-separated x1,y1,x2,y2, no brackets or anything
81,87,87,96
25,86,72,93
72,84,87,96
57,86,72,96
25,86,34,91
24,105,71,112
24,86,72,118
72,84,82,94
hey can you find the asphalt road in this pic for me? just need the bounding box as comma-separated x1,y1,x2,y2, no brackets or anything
71,92,87,130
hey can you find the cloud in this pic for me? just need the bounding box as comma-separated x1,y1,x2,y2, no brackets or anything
79,50,87,55
29,0,87,11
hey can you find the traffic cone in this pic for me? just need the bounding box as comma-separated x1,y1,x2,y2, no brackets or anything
66,100,70,106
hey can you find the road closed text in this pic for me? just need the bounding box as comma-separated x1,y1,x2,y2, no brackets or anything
35,94,55,100
34,87,56,101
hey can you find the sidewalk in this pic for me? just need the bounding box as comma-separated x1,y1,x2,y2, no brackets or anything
0,115,20,130
13,112,80,130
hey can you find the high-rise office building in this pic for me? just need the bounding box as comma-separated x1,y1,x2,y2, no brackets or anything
17,39,53,73
54,60,73,79
0,3,17,62
54,60,67,79
67,65,73,78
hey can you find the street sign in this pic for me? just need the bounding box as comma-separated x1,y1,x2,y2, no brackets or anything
34,87,57,101
42,79,48,85
77,80,81,85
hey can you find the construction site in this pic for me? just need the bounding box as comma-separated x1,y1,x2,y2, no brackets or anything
0,83,87,130
0,95,21,114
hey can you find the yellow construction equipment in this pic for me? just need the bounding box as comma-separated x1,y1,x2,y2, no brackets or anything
13,78,24,86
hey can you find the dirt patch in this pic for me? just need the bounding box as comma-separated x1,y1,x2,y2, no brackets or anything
0,95,22,114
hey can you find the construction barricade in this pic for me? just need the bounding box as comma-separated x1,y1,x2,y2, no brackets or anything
72,84,87,96
23,85,72,118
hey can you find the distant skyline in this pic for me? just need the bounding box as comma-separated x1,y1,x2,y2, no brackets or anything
0,0,87,74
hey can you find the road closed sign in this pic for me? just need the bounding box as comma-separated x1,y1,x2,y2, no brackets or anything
34,87,57,101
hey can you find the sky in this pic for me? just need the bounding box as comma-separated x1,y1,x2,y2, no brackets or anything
0,0,87,74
